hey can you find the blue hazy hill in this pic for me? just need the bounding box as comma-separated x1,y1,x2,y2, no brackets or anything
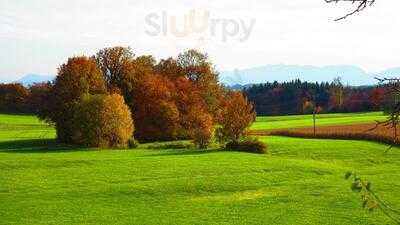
4,65,400,87
16,74,55,86
220,64,400,86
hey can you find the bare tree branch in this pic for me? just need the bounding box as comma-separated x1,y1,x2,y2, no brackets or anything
325,0,376,21
369,77,400,148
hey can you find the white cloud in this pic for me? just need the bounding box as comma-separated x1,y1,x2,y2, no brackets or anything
0,0,399,80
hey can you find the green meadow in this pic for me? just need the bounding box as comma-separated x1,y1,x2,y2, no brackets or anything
251,112,386,130
1,113,399,224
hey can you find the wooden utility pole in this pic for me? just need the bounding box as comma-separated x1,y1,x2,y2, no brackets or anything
313,107,316,137
394,122,398,145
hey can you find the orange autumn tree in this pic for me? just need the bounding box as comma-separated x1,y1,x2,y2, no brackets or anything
48,56,107,143
132,73,214,146
173,77,214,147
216,91,256,143
122,55,157,109
133,74,180,142
192,111,214,148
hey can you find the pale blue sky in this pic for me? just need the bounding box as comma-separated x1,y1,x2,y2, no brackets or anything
1,0,399,81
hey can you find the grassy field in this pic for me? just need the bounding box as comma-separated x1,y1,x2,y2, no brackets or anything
1,114,400,224
251,112,386,130
0,114,55,141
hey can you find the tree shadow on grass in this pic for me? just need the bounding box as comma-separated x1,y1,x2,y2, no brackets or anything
141,148,224,157
0,139,88,154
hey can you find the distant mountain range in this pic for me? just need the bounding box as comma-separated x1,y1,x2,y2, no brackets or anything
220,64,400,87
14,74,55,86
4,64,400,87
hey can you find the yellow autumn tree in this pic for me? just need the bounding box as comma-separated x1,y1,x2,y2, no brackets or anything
216,91,256,143
72,94,134,148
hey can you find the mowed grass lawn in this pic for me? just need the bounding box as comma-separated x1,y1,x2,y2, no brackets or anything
1,114,400,224
252,112,386,130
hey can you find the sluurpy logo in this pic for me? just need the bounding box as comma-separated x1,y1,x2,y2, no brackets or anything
145,9,256,43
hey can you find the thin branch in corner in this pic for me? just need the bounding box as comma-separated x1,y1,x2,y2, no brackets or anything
325,0,376,21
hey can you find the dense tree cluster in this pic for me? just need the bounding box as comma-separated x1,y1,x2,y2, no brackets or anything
245,79,385,116
0,82,53,114
0,83,30,113
93,47,223,145
0,47,255,149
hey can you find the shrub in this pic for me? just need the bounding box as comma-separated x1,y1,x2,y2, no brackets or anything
101,94,134,147
225,140,268,154
71,94,104,147
72,94,134,148
193,111,214,149
193,128,212,149
128,138,139,149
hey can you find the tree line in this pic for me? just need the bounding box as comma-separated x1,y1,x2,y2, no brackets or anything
244,78,386,116
0,82,52,114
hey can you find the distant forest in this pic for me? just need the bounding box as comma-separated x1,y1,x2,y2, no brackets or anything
244,79,385,116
